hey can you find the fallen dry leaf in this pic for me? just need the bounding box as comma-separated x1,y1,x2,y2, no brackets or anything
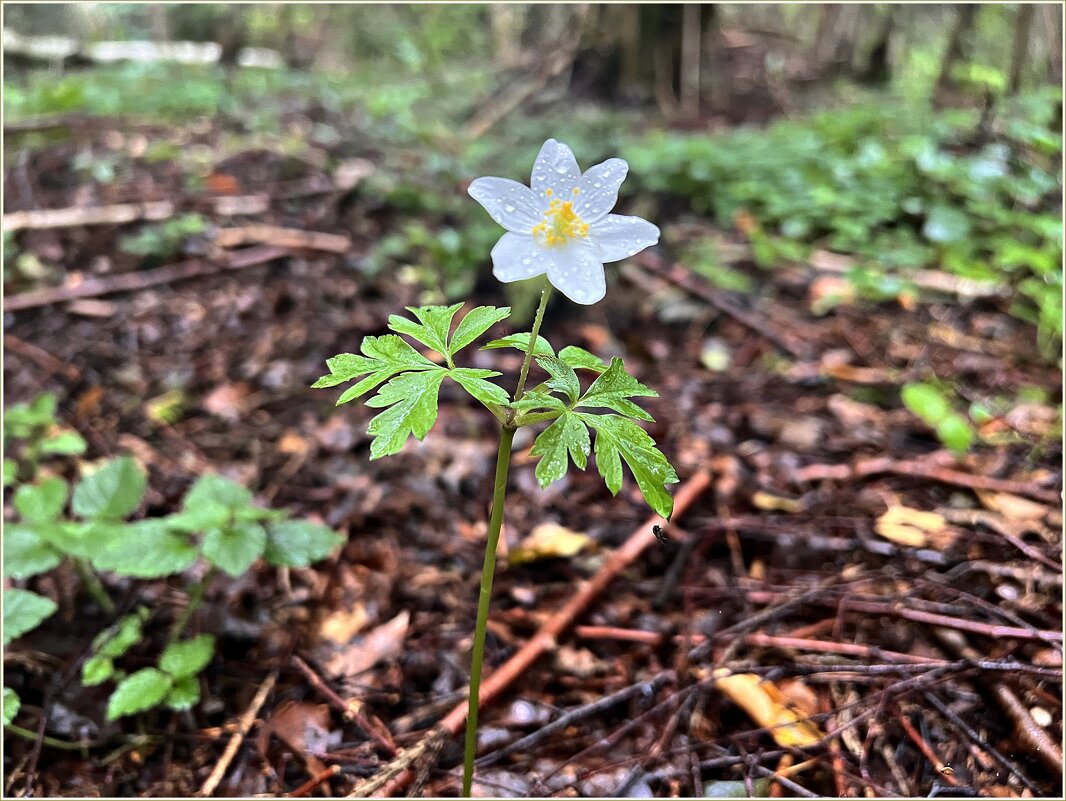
509,522,593,566
318,603,370,646
974,489,1048,522
874,504,952,548
713,670,823,748
752,491,807,514
323,610,410,680
258,701,337,775
202,381,252,422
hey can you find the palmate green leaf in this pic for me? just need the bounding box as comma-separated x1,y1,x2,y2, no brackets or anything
3,687,20,726
558,346,608,373
3,588,58,645
482,332,555,357
365,368,448,459
530,412,591,488
159,634,215,679
511,390,568,414
577,357,657,422
448,306,511,355
92,519,198,578
71,456,146,520
388,304,464,356
450,368,510,408
535,356,581,404
14,476,68,525
580,413,678,520
201,522,266,577
106,668,172,720
264,520,344,568
4,524,61,579
311,335,438,404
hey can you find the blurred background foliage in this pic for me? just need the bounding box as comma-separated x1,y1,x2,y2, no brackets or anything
4,3,1062,347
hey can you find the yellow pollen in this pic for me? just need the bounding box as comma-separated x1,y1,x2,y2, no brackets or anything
572,187,580,195
545,188,553,197
531,199,590,247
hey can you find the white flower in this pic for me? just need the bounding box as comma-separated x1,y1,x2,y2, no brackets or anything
468,139,660,305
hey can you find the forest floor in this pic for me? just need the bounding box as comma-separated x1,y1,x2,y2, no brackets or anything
3,101,1063,798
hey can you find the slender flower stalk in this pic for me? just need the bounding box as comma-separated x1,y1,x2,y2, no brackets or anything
462,280,552,796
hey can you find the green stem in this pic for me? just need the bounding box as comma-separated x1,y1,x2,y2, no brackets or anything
4,722,101,751
170,566,215,642
514,282,553,403
462,426,515,797
73,558,115,616
462,280,555,796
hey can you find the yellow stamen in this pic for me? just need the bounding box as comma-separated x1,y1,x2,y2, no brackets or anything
531,199,590,247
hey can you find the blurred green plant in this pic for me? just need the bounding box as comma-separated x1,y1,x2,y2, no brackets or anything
119,213,206,262
901,382,976,454
3,397,345,728
4,393,87,486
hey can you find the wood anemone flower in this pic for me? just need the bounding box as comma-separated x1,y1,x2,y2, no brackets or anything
469,138,660,305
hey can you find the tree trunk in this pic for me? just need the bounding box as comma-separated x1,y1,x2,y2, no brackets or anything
679,3,702,118
1008,4,1036,94
489,4,524,67
859,6,895,85
935,4,979,95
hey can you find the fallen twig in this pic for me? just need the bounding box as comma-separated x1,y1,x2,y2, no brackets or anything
2,334,81,381
214,224,351,254
794,453,1061,505
635,251,813,359
198,670,278,797
4,245,289,312
3,200,174,231
289,764,341,798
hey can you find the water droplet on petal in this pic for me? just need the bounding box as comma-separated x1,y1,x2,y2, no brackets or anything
504,204,516,213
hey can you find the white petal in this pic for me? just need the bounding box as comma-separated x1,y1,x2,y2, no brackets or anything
469,177,543,233
572,158,629,223
546,241,606,305
530,139,581,202
589,214,660,263
490,233,551,283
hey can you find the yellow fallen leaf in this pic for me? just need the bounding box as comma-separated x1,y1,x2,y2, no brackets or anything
713,670,822,748
975,489,1048,522
319,603,369,645
874,504,947,548
752,491,806,513
509,523,592,566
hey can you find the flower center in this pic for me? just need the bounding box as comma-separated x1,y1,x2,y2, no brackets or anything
531,189,589,247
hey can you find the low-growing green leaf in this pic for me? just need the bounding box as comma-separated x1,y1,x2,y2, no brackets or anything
3,524,61,579
92,520,198,578
3,588,58,645
558,346,609,373
201,522,266,577
936,414,975,454
450,368,510,408
14,476,68,525
535,356,581,404
388,304,463,356
581,413,678,520
159,634,215,679
3,458,17,487
165,676,201,711
92,608,148,659
482,333,555,357
902,383,951,426
365,368,448,459
182,474,252,511
106,668,172,720
448,305,511,355
33,521,111,561
312,335,439,404
530,412,591,488
72,457,146,519
39,429,87,456
82,655,115,686
577,357,657,421
3,687,20,725
264,520,344,567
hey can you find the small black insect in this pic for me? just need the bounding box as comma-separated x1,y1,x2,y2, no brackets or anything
652,524,668,544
